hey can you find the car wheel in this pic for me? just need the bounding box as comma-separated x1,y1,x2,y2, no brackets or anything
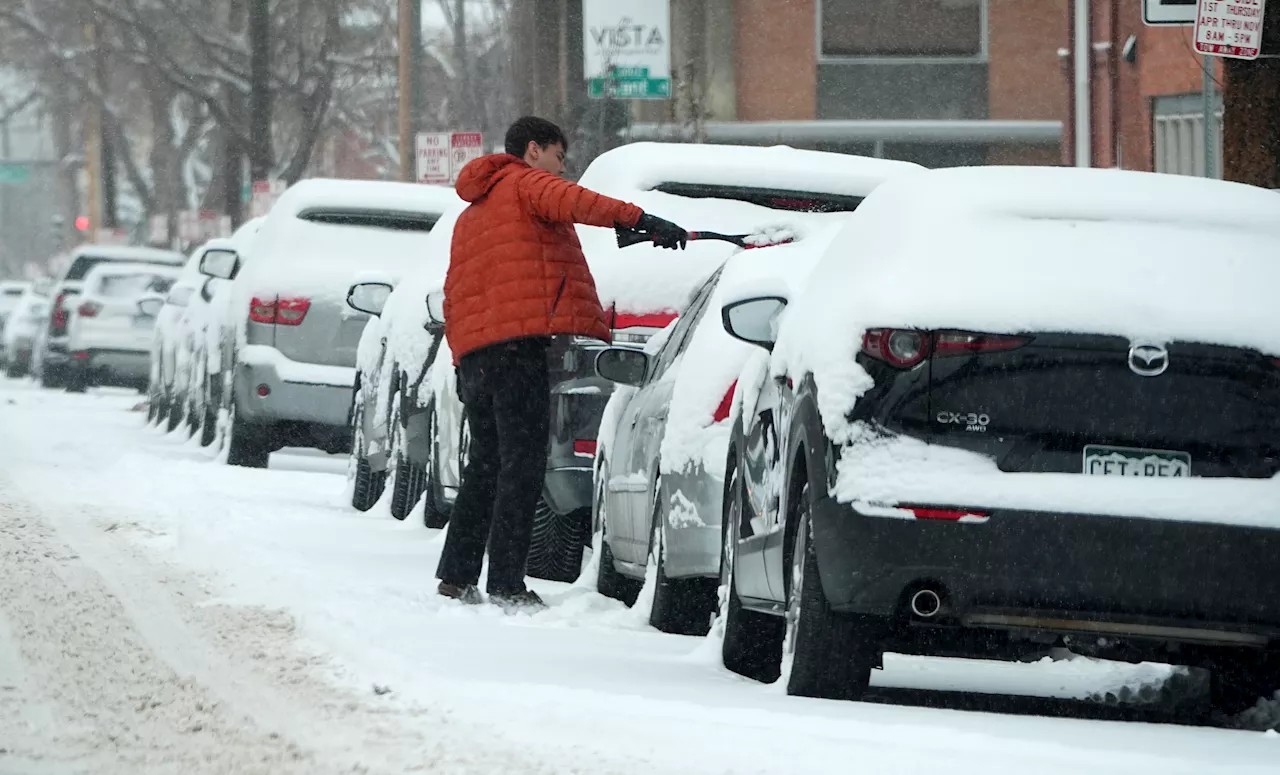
39,362,64,389
527,497,591,583
199,375,218,447
421,402,451,529
783,481,885,701
648,478,718,636
349,389,385,511
720,460,785,683
1210,654,1280,716
225,401,270,468
64,367,88,394
388,400,417,521
595,461,643,606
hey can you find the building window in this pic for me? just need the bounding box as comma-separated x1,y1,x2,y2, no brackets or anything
1152,94,1223,178
819,0,985,60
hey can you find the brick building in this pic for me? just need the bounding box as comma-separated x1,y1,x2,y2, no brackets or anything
511,0,1217,176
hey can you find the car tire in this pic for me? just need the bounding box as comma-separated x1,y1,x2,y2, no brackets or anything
389,453,416,521
225,402,270,468
784,482,885,701
720,461,785,683
199,376,218,447
39,363,64,389
594,462,643,605
165,398,184,432
527,498,590,583
349,389,386,512
1210,655,1280,716
648,480,718,636
64,366,88,393
420,402,451,529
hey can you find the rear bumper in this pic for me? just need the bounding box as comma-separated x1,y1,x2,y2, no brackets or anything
234,346,356,428
810,494,1280,648
543,374,612,515
76,349,150,381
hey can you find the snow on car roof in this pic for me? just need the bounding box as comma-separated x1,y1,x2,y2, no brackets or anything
236,180,461,301
771,166,1280,443
577,142,923,315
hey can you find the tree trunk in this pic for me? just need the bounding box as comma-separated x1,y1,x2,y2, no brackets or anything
249,0,274,182
1221,2,1280,187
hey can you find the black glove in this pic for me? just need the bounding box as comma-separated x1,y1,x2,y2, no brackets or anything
636,213,688,250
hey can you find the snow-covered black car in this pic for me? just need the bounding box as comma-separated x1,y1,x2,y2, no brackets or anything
717,166,1280,713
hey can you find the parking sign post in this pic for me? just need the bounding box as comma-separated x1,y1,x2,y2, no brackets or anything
417,131,484,186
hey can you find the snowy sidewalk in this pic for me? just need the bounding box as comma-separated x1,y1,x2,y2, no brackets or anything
1,377,1277,774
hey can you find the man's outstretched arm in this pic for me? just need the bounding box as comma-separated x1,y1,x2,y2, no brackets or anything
515,168,643,228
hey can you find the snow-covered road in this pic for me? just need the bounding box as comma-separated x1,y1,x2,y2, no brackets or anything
1,377,1277,774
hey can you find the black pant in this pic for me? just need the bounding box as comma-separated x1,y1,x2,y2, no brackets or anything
436,337,550,595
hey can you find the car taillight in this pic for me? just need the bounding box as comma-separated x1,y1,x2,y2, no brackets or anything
933,331,1030,357
249,297,277,324
77,301,102,318
863,329,1030,368
52,293,70,331
712,379,738,424
573,440,597,457
862,329,930,369
276,298,310,326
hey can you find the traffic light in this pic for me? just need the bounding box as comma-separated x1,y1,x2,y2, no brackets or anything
74,216,90,232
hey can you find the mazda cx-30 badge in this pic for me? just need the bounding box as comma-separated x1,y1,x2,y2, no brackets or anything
1128,343,1169,377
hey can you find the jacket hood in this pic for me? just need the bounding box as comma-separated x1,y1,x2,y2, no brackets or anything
455,154,526,203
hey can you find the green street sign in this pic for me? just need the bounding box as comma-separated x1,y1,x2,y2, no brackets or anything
0,164,30,185
588,66,671,100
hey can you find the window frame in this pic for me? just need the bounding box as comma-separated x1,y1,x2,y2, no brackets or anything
647,268,724,385
816,0,990,65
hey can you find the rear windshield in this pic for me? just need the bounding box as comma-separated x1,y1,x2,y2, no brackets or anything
67,255,179,280
296,208,440,232
650,183,864,213
97,272,174,298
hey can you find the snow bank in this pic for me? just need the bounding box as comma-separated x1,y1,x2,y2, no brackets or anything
577,142,922,316
773,166,1280,445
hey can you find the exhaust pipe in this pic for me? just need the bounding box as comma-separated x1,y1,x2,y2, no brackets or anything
910,589,942,619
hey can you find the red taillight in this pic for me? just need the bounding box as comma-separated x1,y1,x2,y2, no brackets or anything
573,440,597,457
52,293,70,330
249,297,277,324
907,507,989,523
862,329,930,369
862,329,1030,368
77,301,102,318
72,350,90,361
933,331,1030,357
712,379,738,424
276,297,310,326
613,311,677,329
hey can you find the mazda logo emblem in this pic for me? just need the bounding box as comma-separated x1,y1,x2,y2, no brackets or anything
1129,343,1169,377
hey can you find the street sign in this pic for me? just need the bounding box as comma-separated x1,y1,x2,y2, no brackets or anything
417,131,483,185
148,214,168,245
1195,0,1266,59
417,132,450,185
1145,0,1198,25
179,210,201,244
0,163,29,185
583,0,672,100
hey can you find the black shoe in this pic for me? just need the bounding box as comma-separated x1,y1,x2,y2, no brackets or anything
489,588,546,613
438,581,483,605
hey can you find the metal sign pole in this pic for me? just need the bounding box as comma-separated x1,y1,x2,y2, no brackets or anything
1202,55,1216,178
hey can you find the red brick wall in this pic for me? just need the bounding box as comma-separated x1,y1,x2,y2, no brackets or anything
735,0,817,120
987,0,1069,165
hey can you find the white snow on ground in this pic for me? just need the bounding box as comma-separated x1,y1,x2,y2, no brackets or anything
3,378,1280,773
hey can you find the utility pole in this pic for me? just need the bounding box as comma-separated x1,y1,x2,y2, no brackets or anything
248,0,273,183
91,22,118,229
1221,3,1280,187
84,23,102,240
398,0,416,182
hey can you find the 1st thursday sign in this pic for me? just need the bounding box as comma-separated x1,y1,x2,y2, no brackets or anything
583,0,672,100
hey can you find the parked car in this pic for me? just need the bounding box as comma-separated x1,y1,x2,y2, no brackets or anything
0,280,32,367
197,218,265,447
34,245,185,388
716,165,1280,713
345,199,463,515
2,287,49,378
148,242,218,428
590,151,922,634
64,262,181,392
203,180,457,468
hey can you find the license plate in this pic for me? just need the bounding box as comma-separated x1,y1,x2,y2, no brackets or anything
1083,445,1190,477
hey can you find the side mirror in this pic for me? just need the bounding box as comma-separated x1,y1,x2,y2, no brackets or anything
721,296,788,351
595,347,649,387
347,281,395,316
425,290,445,327
137,297,165,317
199,248,239,280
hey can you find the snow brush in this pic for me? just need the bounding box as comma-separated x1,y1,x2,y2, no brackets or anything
615,225,795,250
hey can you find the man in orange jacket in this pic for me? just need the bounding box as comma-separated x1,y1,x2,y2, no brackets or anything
437,116,687,609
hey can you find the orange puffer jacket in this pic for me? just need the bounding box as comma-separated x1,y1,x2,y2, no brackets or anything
444,154,643,364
